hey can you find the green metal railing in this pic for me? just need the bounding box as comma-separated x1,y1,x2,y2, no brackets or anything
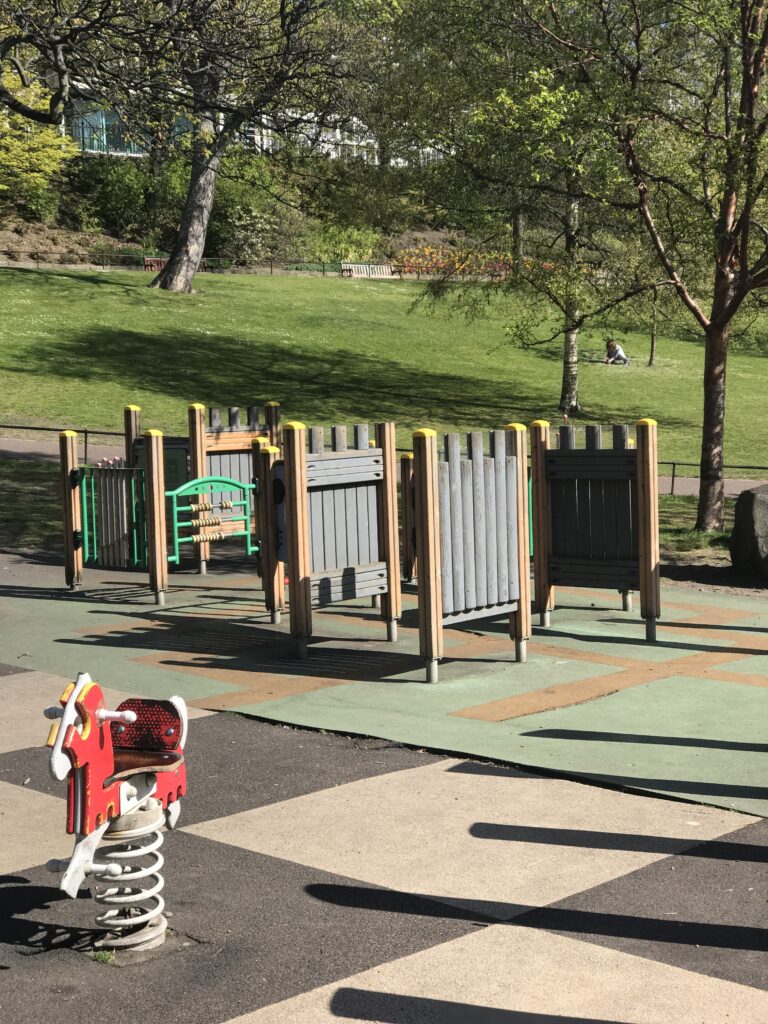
79,465,147,568
166,475,257,565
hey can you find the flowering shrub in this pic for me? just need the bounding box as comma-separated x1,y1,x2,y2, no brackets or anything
395,246,517,277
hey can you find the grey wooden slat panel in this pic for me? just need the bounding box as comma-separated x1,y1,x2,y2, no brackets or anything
438,461,454,615
354,424,369,449
629,478,640,559
229,407,240,428
247,405,259,430
307,452,383,474
210,407,222,430
446,434,465,613
345,482,360,569
308,449,383,464
460,459,476,611
309,488,325,572
333,485,348,569
331,425,347,452
311,563,388,606
443,600,519,627
505,455,520,601
321,482,335,570
367,480,379,562
494,444,509,602
468,432,487,606
311,561,387,582
353,480,368,565
307,469,384,487
484,458,498,605
310,426,325,454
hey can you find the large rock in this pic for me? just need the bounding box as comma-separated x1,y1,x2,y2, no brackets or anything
729,484,768,579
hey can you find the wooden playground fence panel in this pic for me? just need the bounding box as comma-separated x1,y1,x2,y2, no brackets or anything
411,426,530,682
279,421,401,646
531,419,660,639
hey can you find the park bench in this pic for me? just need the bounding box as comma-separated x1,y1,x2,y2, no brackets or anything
340,262,402,279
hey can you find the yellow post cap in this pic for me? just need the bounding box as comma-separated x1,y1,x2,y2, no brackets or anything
265,400,280,407
413,428,437,438
264,445,281,454
189,402,205,411
401,451,414,460
531,420,550,428
505,422,527,431
125,404,141,411
145,428,163,437
253,436,270,446
636,417,657,426
283,421,306,430
60,430,78,438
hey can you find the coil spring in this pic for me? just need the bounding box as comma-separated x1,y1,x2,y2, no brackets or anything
92,798,168,951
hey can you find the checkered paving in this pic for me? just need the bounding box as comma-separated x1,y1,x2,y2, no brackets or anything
0,668,765,1024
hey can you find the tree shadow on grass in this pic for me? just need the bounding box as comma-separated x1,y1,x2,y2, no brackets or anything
10,324,695,431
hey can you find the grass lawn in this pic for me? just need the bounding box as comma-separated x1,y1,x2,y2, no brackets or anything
1,267,767,469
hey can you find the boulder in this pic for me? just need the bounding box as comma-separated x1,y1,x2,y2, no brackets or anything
729,484,768,579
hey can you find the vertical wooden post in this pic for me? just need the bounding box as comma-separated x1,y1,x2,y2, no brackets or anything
255,442,285,623
375,422,402,641
265,401,281,449
636,418,660,641
400,452,416,581
124,405,141,466
413,429,442,682
506,424,531,662
530,419,554,626
144,429,168,606
188,403,210,572
282,422,312,651
59,431,83,590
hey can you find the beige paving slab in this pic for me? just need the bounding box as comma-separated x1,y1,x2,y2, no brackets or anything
0,779,67,873
185,760,752,920
224,924,768,1023
0,669,213,755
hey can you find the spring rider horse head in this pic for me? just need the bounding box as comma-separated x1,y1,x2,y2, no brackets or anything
44,672,188,951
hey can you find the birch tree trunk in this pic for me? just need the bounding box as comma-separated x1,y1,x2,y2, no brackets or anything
695,323,729,530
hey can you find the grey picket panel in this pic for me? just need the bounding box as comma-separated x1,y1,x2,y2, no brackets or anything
467,432,487,607
438,461,454,615
460,459,476,611
505,456,519,601
446,434,465,612
483,458,498,605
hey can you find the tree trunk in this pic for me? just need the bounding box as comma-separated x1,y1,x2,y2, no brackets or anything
559,178,580,413
151,124,221,293
648,286,657,367
559,312,580,414
512,191,524,266
695,322,729,531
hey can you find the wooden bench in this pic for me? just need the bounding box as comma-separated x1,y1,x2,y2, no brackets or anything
341,263,402,279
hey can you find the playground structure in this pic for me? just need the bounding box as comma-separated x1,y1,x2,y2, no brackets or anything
260,420,401,652
531,419,660,640
60,401,281,599
58,401,661,678
44,672,187,951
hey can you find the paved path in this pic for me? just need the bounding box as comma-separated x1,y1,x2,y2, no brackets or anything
1,663,766,1023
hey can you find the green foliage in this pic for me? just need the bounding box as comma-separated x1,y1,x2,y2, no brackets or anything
0,75,77,221
296,222,383,262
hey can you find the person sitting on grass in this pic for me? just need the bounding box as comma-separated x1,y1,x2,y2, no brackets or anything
605,338,629,365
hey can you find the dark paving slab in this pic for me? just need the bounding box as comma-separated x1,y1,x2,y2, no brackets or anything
0,713,443,823
0,663,31,677
0,834,479,1024
517,817,768,990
